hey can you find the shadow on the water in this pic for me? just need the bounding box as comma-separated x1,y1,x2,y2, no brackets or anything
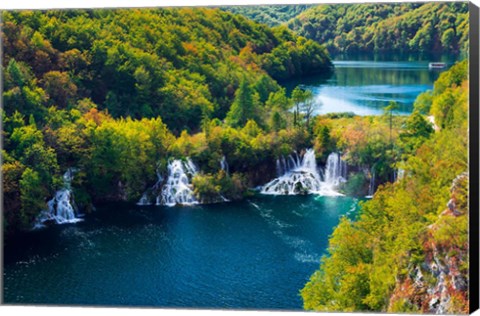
281,71,332,95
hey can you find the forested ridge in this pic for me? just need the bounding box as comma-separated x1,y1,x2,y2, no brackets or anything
288,2,469,55
301,61,469,314
2,8,332,133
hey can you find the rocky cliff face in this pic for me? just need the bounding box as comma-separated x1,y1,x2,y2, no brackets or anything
388,172,469,314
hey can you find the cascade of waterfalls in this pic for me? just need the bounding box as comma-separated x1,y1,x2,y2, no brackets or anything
34,168,82,228
158,158,199,206
138,157,235,207
261,150,346,196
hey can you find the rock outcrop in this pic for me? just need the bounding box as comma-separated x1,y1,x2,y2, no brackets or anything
388,172,469,314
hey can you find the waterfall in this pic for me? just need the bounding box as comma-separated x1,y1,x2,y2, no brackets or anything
158,158,199,207
275,158,282,177
137,193,151,206
324,152,347,187
276,156,287,177
138,156,233,206
261,150,345,196
288,152,301,171
396,168,405,181
34,168,82,228
137,171,163,206
220,156,229,175
367,167,376,198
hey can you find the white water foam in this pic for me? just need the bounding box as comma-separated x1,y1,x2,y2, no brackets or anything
159,158,199,207
138,157,234,206
249,200,320,264
366,166,376,199
34,168,83,228
261,149,346,196
137,171,163,206
220,156,229,175
294,252,322,264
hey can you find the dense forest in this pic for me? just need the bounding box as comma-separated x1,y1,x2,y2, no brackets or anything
1,7,334,235
301,61,469,313
222,4,313,27
2,8,332,132
287,2,469,55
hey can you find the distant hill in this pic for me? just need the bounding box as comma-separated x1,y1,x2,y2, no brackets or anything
221,5,314,27
287,2,469,55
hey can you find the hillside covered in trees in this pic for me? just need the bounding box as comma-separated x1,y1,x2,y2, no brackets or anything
301,61,469,314
1,7,335,235
288,2,469,55
2,8,332,134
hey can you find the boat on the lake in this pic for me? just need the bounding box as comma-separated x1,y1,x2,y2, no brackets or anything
428,62,447,69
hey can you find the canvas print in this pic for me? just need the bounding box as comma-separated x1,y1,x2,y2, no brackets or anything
1,1,478,314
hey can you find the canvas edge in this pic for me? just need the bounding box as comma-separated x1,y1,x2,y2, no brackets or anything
469,1,480,314
0,1,477,314
0,9,5,307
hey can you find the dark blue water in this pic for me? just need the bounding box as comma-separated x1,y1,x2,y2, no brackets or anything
3,195,359,310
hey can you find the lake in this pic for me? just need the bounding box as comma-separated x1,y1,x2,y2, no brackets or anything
286,54,458,115
3,195,359,309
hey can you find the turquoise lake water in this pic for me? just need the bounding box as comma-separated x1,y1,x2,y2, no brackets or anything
4,195,358,309
285,54,457,115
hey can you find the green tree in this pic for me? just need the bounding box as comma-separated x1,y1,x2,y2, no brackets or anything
399,111,434,156
413,90,433,114
226,78,256,128
3,59,48,121
314,125,333,157
2,161,26,234
269,108,287,131
19,168,47,228
265,88,291,110
292,87,314,128
300,90,315,129
9,125,59,183
441,28,455,50
242,119,262,137
287,3,468,55
384,101,399,147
